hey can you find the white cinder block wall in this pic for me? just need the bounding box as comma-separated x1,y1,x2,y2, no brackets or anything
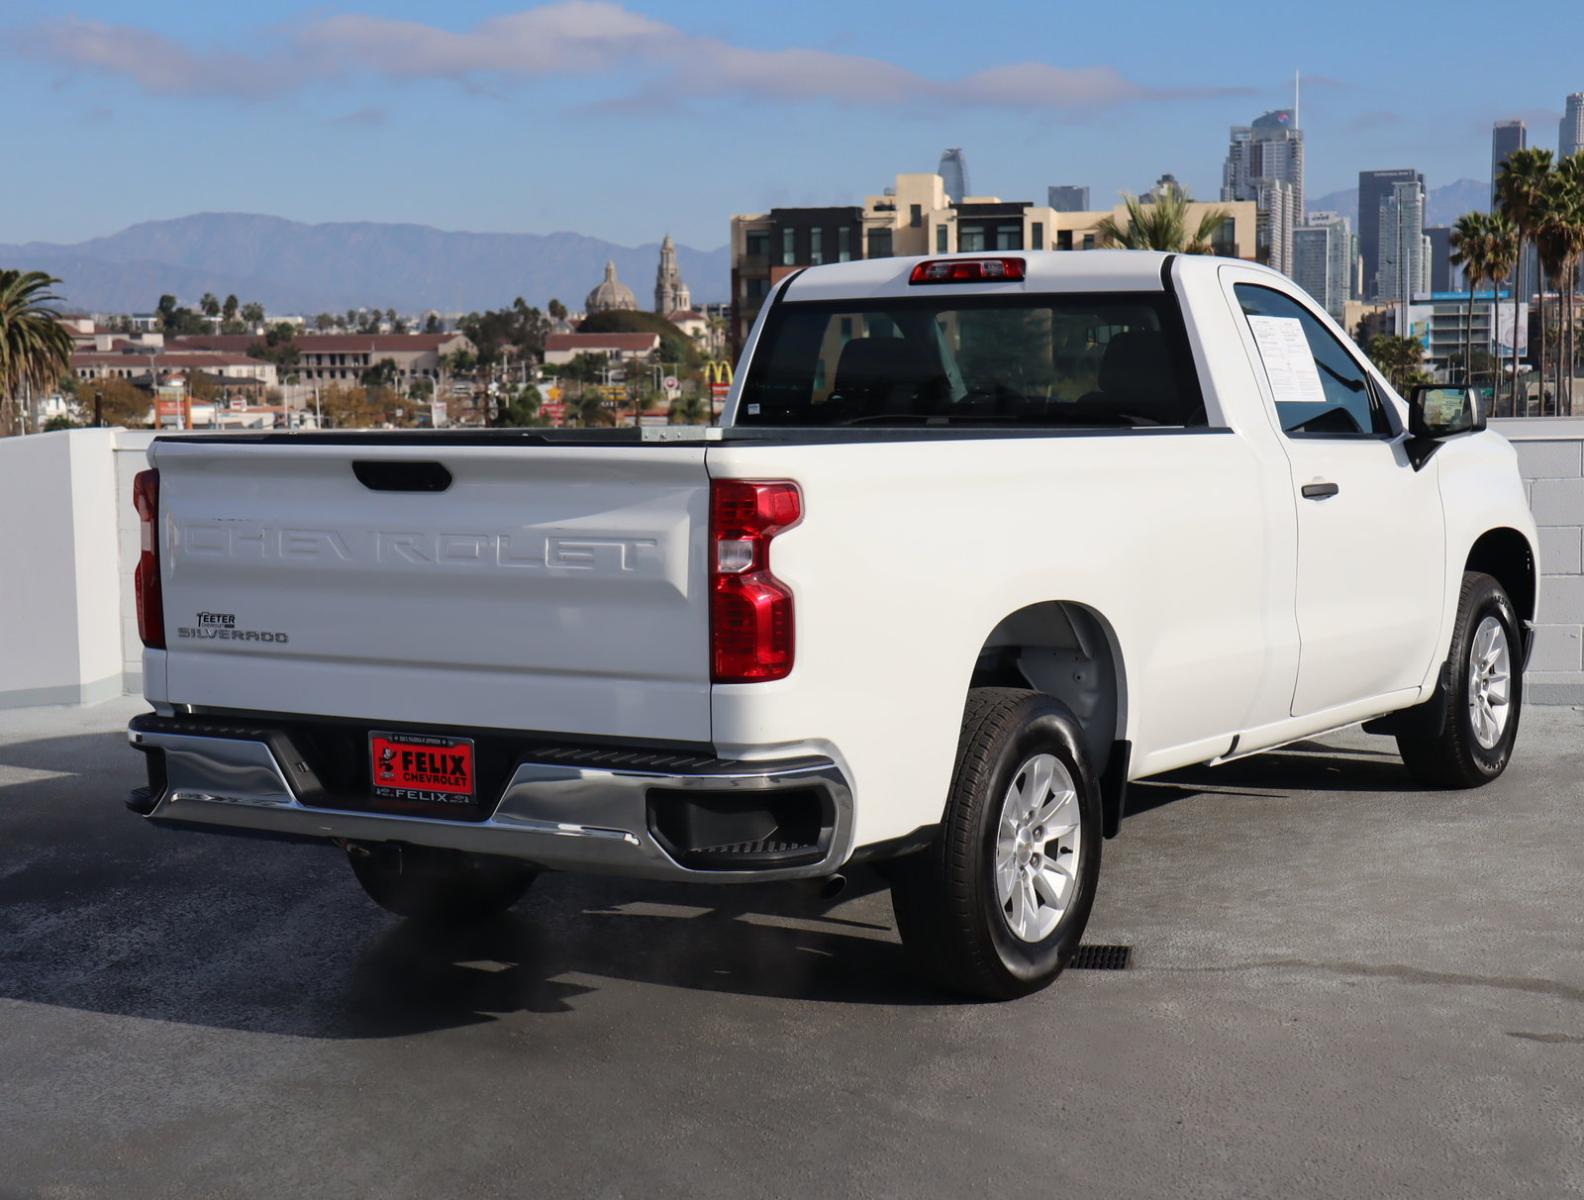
1497,419,1584,704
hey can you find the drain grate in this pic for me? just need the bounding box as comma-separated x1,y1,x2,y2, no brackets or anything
1069,944,1131,971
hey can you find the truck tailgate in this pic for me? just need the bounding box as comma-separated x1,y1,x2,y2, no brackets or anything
148,440,711,742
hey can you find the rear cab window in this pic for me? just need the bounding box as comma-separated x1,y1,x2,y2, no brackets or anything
736,292,1206,429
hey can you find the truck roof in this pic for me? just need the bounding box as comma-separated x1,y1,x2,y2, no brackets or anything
781,249,1190,303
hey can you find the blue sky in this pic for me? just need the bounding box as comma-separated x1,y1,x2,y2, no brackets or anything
4,0,1581,249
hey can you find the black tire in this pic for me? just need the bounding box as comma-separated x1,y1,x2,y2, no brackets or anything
346,843,536,922
889,688,1103,1000
1397,571,1523,788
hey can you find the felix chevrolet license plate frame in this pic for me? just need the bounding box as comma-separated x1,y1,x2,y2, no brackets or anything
368,730,477,810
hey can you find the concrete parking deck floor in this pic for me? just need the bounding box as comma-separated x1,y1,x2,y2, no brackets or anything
2,697,1582,1199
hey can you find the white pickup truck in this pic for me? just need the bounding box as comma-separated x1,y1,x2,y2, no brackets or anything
126,251,1538,998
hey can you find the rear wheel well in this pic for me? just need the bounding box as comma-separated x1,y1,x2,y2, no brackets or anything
1466,528,1535,626
969,602,1126,782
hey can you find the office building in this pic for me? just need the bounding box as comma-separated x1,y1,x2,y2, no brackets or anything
938,148,970,204
1404,292,1509,380
1561,93,1584,160
1221,109,1304,276
1047,185,1090,212
1358,169,1424,300
1254,179,1297,277
1293,212,1352,321
1377,179,1429,308
1425,226,1457,293
1492,120,1526,207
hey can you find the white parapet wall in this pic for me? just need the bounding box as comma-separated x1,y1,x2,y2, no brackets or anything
1,424,1583,710
0,428,150,707
1494,419,1584,705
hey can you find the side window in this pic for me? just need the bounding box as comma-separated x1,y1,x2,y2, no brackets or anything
1234,284,1391,437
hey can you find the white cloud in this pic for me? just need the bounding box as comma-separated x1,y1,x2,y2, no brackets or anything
12,3,1251,111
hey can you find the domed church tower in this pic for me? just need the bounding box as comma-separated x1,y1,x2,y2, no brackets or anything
654,235,691,314
585,260,638,315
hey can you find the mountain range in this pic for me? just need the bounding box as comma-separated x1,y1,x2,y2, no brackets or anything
0,213,729,316
1308,178,1492,229
3,183,1500,316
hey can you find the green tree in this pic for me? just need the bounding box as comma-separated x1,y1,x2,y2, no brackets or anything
78,376,151,427
1367,333,1430,393
199,292,220,319
548,298,568,321
1094,183,1232,255
318,383,383,429
496,384,543,427
1496,147,1554,414
240,301,266,326
668,391,707,425
314,312,336,331
423,312,442,334
573,388,610,427
577,308,698,365
248,323,300,381
0,270,76,435
562,351,610,383
360,357,400,390
222,294,239,323
458,300,551,367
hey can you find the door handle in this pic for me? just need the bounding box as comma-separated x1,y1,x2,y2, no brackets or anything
1301,481,1340,500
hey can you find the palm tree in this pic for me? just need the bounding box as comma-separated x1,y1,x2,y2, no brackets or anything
1496,147,1554,414
0,270,76,437
1094,183,1232,255
1483,213,1518,407
669,391,707,425
1554,153,1584,415
1534,177,1572,414
1449,212,1489,384
1367,333,1430,393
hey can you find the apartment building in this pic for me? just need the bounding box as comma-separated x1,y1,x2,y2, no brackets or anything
172,332,474,388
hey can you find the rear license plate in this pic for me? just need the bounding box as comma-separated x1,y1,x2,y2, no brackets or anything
369,731,476,808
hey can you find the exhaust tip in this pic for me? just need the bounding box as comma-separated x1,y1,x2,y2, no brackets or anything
817,873,847,900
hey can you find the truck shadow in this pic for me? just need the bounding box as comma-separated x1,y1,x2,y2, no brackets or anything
0,726,1416,1040
0,729,954,1038
1128,739,1418,814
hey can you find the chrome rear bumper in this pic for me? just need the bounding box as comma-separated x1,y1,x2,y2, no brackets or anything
128,721,853,882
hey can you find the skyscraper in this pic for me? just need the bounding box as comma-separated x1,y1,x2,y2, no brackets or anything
1047,185,1090,212
1492,120,1526,206
1377,179,1428,308
1562,94,1584,161
1425,225,1456,292
1358,168,1424,300
1293,212,1352,321
938,148,970,204
1221,109,1304,275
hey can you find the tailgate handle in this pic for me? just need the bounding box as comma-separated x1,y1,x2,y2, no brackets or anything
352,461,452,493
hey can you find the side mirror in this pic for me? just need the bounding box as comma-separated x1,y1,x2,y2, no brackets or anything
1405,385,1483,469
1409,384,1484,437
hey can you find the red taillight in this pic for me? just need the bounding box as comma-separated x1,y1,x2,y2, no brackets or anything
132,468,165,649
710,479,800,683
909,257,1026,285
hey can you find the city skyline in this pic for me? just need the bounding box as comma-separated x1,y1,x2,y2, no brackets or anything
2,0,1582,249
